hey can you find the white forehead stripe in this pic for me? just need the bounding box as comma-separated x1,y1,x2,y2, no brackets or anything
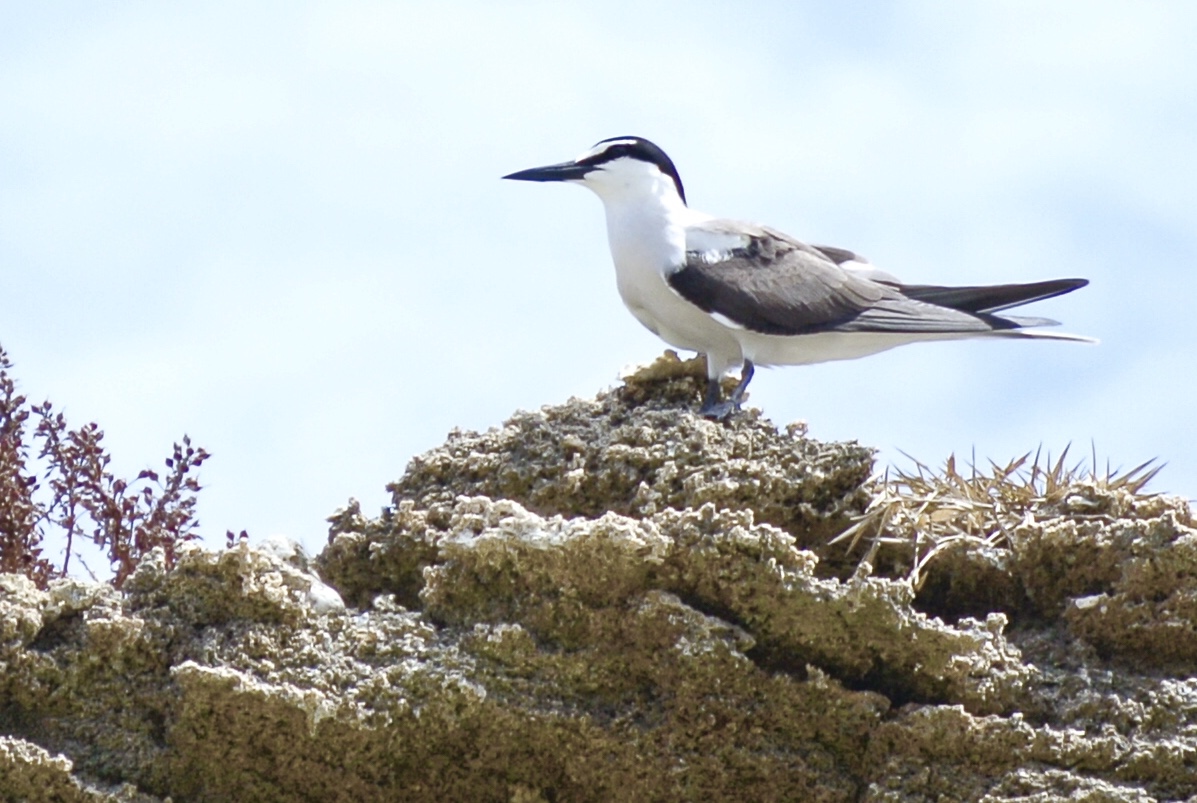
574,139,640,162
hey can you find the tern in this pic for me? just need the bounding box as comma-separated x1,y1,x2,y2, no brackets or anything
504,136,1092,420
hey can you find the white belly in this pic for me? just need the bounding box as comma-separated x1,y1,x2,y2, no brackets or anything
617,269,742,360
738,330,982,367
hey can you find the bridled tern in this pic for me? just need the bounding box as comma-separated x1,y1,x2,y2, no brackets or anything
503,136,1092,420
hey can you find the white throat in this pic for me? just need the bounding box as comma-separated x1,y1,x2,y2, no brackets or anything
578,166,708,276
571,162,727,361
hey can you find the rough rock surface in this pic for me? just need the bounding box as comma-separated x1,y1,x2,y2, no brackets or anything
1,352,1195,801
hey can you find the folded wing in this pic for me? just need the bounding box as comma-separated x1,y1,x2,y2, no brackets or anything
670,221,1087,336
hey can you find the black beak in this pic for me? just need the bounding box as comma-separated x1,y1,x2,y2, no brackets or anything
502,160,594,182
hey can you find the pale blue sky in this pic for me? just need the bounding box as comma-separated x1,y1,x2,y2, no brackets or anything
2,2,1194,569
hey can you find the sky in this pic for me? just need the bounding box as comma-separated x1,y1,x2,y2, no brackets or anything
2,1,1194,574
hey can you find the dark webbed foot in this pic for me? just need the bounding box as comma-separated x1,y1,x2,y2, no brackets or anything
697,361,755,421
697,377,731,419
698,398,740,421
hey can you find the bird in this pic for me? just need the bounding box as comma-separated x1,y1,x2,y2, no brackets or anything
503,136,1092,420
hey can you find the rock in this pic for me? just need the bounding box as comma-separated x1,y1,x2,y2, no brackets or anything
1,352,1194,801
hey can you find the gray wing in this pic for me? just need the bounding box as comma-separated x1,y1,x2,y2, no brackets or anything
669,222,1036,337
812,243,1088,317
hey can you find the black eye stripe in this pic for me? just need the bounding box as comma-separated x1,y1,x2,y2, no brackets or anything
577,136,687,205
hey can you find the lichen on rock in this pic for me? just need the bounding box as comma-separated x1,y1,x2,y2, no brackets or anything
386,351,873,544
1,352,1196,801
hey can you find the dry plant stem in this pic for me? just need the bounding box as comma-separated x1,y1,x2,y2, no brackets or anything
834,445,1163,590
0,344,212,588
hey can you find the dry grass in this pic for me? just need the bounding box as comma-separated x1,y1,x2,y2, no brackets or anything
832,445,1163,590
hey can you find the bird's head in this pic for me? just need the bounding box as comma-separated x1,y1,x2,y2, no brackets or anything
503,136,687,207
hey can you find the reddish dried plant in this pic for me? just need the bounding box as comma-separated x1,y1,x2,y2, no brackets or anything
0,346,209,588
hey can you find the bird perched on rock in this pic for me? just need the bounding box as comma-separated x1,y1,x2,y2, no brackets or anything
504,136,1091,420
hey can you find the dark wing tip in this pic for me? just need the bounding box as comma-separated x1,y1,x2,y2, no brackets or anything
899,277,1090,315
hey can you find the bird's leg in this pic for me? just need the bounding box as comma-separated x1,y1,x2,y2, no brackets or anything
698,360,755,421
698,376,726,418
729,360,755,407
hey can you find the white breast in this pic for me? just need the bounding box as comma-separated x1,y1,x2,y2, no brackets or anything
599,202,744,375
